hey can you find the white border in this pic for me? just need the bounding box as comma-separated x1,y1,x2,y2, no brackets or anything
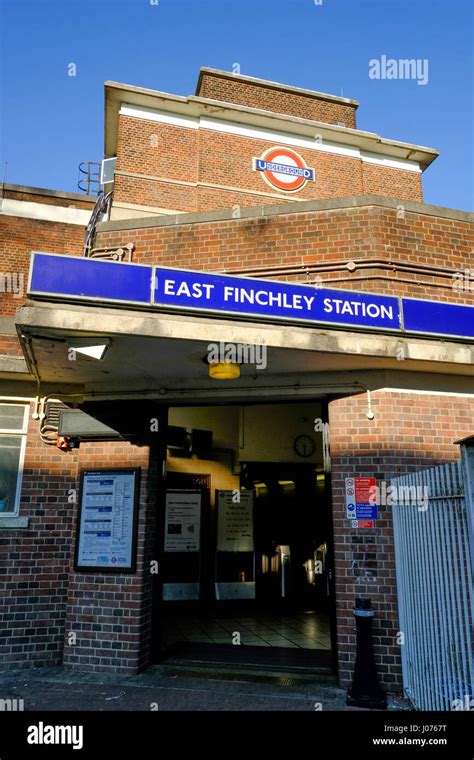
0,199,92,226
376,388,474,398
119,103,422,173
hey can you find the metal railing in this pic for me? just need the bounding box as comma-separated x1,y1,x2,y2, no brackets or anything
78,161,101,195
392,462,474,710
83,190,113,256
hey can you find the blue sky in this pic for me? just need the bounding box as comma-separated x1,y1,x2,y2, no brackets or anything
1,0,473,210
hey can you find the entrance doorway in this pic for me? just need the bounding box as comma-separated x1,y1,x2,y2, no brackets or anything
153,402,335,672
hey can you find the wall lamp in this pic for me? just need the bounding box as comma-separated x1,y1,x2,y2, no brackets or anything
67,338,111,361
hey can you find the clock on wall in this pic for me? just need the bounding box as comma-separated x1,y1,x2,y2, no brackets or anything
293,434,315,458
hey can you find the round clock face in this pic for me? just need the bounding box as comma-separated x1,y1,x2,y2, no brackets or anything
293,434,315,458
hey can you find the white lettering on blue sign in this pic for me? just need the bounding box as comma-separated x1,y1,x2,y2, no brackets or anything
323,297,394,321
164,279,215,299
158,277,394,322
27,254,474,340
222,285,315,311
154,269,399,330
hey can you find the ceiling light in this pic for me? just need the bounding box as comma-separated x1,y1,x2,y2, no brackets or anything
208,361,240,380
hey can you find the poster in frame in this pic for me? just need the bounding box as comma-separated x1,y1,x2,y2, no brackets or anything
74,468,140,573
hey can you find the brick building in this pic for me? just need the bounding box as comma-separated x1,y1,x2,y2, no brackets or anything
0,68,473,697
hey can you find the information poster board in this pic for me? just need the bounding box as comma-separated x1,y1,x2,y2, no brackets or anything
164,490,201,552
345,477,378,521
75,469,140,572
217,490,254,552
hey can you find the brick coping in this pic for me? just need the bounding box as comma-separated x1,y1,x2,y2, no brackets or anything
195,67,360,107
98,194,474,233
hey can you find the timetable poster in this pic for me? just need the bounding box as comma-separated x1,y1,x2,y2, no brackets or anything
75,469,139,572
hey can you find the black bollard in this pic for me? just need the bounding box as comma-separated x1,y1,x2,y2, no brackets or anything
347,597,387,709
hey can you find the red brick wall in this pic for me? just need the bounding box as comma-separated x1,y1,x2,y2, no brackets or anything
0,215,84,318
113,114,423,212
0,336,23,357
196,130,365,205
0,194,93,668
0,195,90,371
62,440,157,674
0,403,79,667
197,72,358,128
96,205,473,306
114,173,197,213
116,117,199,183
329,390,474,689
362,164,423,202
0,408,159,673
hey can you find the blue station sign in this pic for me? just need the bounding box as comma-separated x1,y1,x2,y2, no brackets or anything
28,252,152,306
27,252,474,341
153,266,400,331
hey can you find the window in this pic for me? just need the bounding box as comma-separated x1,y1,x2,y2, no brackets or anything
0,404,28,516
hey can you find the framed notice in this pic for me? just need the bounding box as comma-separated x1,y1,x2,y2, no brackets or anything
345,476,378,521
217,490,254,553
164,489,201,552
74,469,140,573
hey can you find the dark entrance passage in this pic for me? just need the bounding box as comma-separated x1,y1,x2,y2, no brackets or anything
153,403,335,672
160,612,331,672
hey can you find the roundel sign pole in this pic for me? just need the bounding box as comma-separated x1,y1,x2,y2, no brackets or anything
253,146,315,192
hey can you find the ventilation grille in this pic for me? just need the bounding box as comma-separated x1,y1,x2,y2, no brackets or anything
45,401,67,427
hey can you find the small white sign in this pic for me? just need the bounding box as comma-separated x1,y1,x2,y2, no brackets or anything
217,490,254,552
164,490,201,552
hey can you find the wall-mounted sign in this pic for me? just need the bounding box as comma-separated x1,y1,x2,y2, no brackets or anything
164,489,201,552
346,477,378,520
154,266,400,330
29,252,152,306
253,146,315,192
402,298,474,340
75,469,140,572
28,253,474,341
217,490,254,552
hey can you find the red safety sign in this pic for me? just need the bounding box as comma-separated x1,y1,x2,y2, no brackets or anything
346,477,378,520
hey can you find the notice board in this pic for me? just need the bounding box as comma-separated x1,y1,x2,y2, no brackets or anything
216,490,254,552
164,490,201,552
75,469,140,572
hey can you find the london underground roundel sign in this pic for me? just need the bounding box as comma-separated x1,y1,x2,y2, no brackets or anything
253,146,315,192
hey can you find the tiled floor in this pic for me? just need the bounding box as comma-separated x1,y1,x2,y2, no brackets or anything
164,610,331,650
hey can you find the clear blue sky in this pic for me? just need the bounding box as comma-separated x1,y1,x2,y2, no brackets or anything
1,0,473,210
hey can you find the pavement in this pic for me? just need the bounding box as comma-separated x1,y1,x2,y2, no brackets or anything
0,665,411,712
